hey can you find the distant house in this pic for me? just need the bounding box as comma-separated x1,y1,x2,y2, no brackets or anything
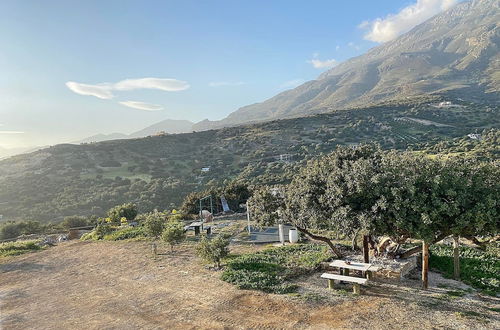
467,133,481,140
432,101,463,109
201,167,210,172
274,154,293,162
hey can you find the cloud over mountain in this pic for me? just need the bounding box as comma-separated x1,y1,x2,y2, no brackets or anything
360,0,458,43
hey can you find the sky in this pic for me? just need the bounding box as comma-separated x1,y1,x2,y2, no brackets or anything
0,0,459,149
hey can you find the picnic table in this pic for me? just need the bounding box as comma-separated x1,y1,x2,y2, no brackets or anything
185,221,212,236
329,260,379,279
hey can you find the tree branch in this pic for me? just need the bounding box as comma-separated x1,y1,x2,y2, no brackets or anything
396,233,449,258
296,226,343,258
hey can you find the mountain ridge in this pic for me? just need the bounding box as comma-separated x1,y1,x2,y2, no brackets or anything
193,0,499,131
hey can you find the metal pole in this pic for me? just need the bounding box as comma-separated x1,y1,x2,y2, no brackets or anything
210,196,213,215
246,201,251,234
199,199,202,220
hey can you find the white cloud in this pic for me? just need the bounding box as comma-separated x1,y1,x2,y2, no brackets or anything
113,78,190,92
66,77,189,99
208,81,245,87
65,82,114,99
360,0,458,43
335,45,340,51
307,53,338,69
309,58,338,68
0,131,24,134
279,79,305,89
119,101,164,111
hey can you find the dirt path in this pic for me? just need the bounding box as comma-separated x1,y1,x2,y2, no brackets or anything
1,241,498,329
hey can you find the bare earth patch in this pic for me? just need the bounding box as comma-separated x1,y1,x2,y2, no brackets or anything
1,240,498,329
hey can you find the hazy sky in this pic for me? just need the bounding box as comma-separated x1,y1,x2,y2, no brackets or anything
0,0,458,148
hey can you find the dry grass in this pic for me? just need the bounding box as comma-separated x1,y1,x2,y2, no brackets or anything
1,240,498,329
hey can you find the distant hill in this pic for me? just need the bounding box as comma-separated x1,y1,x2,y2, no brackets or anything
74,119,194,144
0,146,46,160
194,0,499,131
0,100,497,222
128,119,193,138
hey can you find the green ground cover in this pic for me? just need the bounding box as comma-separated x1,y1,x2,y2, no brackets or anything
221,243,331,294
430,244,500,296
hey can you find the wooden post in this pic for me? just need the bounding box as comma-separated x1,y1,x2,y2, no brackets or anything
453,235,460,280
353,283,360,295
152,242,157,258
328,279,334,290
344,268,350,276
363,235,370,263
422,241,429,289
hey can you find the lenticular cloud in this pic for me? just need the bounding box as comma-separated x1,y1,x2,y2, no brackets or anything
66,77,190,99
119,101,164,111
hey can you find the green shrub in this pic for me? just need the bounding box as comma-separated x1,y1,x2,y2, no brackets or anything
0,240,42,257
196,235,230,268
80,231,99,241
430,244,500,296
61,216,88,229
221,269,297,294
143,210,167,238
107,203,138,224
95,224,113,239
161,220,186,251
104,227,145,241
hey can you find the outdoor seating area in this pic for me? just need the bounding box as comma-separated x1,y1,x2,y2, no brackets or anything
321,260,379,295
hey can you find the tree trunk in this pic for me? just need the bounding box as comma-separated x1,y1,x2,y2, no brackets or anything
453,235,460,280
351,228,361,250
422,241,429,289
296,226,342,258
363,235,370,263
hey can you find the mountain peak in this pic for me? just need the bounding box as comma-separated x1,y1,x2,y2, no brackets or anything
193,0,499,131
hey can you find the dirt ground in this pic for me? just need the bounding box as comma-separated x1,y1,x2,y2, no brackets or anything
1,240,499,329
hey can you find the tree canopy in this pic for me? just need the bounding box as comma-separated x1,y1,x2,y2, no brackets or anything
249,144,499,255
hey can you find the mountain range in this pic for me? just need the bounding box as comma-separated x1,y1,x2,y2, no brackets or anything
193,0,499,131
74,119,194,144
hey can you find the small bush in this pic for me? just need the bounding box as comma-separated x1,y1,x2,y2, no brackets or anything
80,231,99,241
61,216,88,229
143,211,167,238
95,224,113,239
221,269,297,294
161,220,186,251
196,235,230,268
104,227,145,241
0,240,42,257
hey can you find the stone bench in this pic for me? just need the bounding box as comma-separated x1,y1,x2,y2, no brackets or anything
321,273,369,295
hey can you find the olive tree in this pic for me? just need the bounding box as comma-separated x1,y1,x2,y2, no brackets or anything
107,203,138,224
196,235,230,268
161,220,186,252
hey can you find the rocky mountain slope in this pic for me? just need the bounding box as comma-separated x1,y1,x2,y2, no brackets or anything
193,0,499,131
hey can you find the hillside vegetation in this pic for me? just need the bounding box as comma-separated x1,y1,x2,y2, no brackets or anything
0,101,498,222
